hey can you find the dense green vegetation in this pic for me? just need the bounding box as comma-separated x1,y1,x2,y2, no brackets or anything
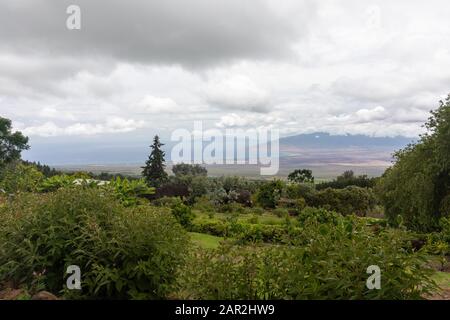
1,97,449,300
377,96,450,232
0,188,187,299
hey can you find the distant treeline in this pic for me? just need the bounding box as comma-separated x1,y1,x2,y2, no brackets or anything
22,161,134,181
316,170,377,190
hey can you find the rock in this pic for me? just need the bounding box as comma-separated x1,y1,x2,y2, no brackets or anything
31,291,58,300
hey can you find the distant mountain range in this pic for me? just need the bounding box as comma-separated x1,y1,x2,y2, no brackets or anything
39,132,417,179
281,132,414,149
279,132,415,168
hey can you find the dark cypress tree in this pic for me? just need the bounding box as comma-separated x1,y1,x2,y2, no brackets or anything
142,135,168,187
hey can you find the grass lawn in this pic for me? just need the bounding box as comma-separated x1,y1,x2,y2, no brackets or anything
189,232,224,249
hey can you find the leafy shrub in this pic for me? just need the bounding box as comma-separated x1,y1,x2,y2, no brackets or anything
285,183,314,201
210,188,237,206
191,216,292,243
0,162,44,193
107,177,155,207
171,203,195,229
234,224,286,243
191,196,215,212
179,218,436,299
0,188,187,299
309,186,377,216
190,218,229,237
38,174,76,192
39,175,154,207
173,175,212,204
152,196,183,207
256,180,284,209
297,207,340,225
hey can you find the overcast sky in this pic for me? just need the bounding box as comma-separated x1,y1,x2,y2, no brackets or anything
1,0,450,163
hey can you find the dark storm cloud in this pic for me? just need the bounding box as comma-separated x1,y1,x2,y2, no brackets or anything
0,0,313,67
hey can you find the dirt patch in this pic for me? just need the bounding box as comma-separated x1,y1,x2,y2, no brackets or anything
427,288,450,300
0,288,27,300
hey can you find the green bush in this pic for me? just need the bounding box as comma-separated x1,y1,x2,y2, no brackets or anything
38,175,154,207
0,162,44,193
0,188,188,299
152,196,183,207
284,183,315,202
297,207,340,225
179,218,436,299
191,216,293,243
191,196,215,212
309,186,377,216
107,177,155,207
38,174,76,192
256,180,284,209
190,218,229,237
171,203,195,228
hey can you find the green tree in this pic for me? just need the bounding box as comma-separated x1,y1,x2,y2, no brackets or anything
0,117,29,169
316,170,376,190
376,95,450,231
256,180,284,208
288,169,314,184
172,163,207,177
142,135,168,187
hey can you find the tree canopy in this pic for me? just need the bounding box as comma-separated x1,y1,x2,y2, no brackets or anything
316,170,376,190
172,163,207,177
0,116,29,169
376,95,450,231
288,169,314,184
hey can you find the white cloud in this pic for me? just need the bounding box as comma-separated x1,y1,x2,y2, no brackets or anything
2,0,450,147
39,107,77,121
205,74,270,113
216,112,284,129
21,117,145,137
136,95,181,114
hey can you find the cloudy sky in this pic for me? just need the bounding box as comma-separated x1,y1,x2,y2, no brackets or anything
1,0,450,164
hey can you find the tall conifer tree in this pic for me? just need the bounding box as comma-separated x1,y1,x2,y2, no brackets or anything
142,135,168,187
